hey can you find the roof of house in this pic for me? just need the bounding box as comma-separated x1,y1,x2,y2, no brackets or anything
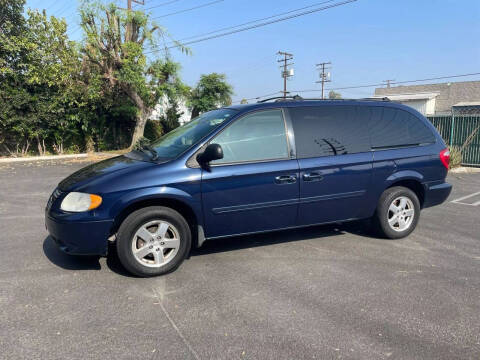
371,92,439,101
374,80,480,114
453,101,480,107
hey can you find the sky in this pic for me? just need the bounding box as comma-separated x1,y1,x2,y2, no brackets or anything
24,0,480,102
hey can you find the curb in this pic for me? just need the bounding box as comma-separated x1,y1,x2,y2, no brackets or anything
0,154,88,163
450,166,480,173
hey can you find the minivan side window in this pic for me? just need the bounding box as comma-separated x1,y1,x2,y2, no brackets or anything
210,109,289,165
290,106,370,159
367,106,435,149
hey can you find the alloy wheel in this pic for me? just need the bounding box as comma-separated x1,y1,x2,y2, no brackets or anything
387,196,415,232
131,220,181,268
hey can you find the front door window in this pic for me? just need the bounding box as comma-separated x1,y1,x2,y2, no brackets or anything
211,109,289,165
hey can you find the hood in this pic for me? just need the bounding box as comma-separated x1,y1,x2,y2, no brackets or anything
58,155,154,192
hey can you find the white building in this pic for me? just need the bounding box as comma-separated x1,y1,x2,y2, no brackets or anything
149,96,192,125
372,92,439,116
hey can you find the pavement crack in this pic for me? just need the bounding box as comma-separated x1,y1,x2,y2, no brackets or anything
152,287,201,360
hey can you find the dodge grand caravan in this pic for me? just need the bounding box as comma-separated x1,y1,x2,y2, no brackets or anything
45,97,452,277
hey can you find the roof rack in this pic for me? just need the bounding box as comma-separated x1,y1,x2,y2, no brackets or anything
257,95,390,103
257,95,304,103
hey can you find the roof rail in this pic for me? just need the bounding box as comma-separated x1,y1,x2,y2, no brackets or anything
257,95,391,103
257,95,303,103
360,97,391,101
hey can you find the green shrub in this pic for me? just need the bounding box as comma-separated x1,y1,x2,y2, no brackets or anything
449,146,462,168
144,120,164,142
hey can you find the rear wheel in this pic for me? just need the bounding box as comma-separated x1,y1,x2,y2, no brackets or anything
372,186,420,239
116,206,191,277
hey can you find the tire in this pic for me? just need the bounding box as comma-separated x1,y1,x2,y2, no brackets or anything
116,206,191,277
372,186,421,239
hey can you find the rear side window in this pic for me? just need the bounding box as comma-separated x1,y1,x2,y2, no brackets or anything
367,106,435,149
211,109,289,164
290,106,370,158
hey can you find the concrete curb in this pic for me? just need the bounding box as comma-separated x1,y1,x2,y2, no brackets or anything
450,166,480,173
0,153,88,163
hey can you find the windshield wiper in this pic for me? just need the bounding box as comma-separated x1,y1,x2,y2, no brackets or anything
139,145,159,161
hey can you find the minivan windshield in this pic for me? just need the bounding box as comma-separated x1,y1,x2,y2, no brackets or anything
148,108,238,159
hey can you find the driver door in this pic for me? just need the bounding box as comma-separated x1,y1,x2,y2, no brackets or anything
201,109,299,239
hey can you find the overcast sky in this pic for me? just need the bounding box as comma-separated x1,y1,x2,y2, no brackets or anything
25,0,480,102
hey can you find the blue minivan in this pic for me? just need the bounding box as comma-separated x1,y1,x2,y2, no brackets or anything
45,97,452,276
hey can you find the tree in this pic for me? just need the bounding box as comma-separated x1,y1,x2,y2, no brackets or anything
188,73,233,119
80,1,187,148
160,100,184,133
328,90,342,99
240,98,248,104
0,1,84,155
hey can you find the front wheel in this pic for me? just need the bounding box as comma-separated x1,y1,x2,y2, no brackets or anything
372,186,420,239
116,206,191,277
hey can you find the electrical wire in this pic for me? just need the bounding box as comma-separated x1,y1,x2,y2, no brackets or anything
291,72,480,93
233,72,480,103
145,0,357,53
232,91,282,104
145,0,183,10
174,0,337,43
151,0,224,19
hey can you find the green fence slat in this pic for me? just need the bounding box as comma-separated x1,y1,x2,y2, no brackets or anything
427,115,480,166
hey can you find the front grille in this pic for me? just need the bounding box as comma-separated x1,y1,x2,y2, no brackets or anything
47,188,63,210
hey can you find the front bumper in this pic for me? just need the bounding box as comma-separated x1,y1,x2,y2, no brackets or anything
423,181,452,208
45,212,113,256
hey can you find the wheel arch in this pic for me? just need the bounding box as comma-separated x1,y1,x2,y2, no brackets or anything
110,197,203,248
386,178,426,208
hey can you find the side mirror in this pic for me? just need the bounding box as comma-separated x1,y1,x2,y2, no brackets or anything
197,143,223,164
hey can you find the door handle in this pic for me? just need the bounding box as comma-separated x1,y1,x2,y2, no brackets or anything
275,175,297,185
303,172,324,182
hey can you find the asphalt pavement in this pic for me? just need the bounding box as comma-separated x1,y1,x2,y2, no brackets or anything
0,160,479,360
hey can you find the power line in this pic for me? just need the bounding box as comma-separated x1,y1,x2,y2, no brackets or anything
390,73,480,86
291,72,480,93
174,0,338,43
145,0,183,10
145,0,357,53
234,72,480,103
151,0,224,19
232,91,283,104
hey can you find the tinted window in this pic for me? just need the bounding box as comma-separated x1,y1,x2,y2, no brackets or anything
367,106,435,148
211,109,289,164
290,106,370,158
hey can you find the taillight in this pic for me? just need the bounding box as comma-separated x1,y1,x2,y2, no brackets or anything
439,148,450,170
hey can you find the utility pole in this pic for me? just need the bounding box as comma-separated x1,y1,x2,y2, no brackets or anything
277,51,294,99
125,0,144,39
127,0,144,9
316,62,331,99
383,79,395,88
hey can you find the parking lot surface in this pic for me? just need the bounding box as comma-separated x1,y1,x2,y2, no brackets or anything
0,160,479,360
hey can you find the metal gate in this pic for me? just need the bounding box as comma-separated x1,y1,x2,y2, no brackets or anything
428,115,480,166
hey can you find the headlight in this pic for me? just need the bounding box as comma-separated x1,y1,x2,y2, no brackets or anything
60,192,102,212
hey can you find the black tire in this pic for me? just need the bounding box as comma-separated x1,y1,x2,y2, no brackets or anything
372,186,421,239
116,206,191,277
